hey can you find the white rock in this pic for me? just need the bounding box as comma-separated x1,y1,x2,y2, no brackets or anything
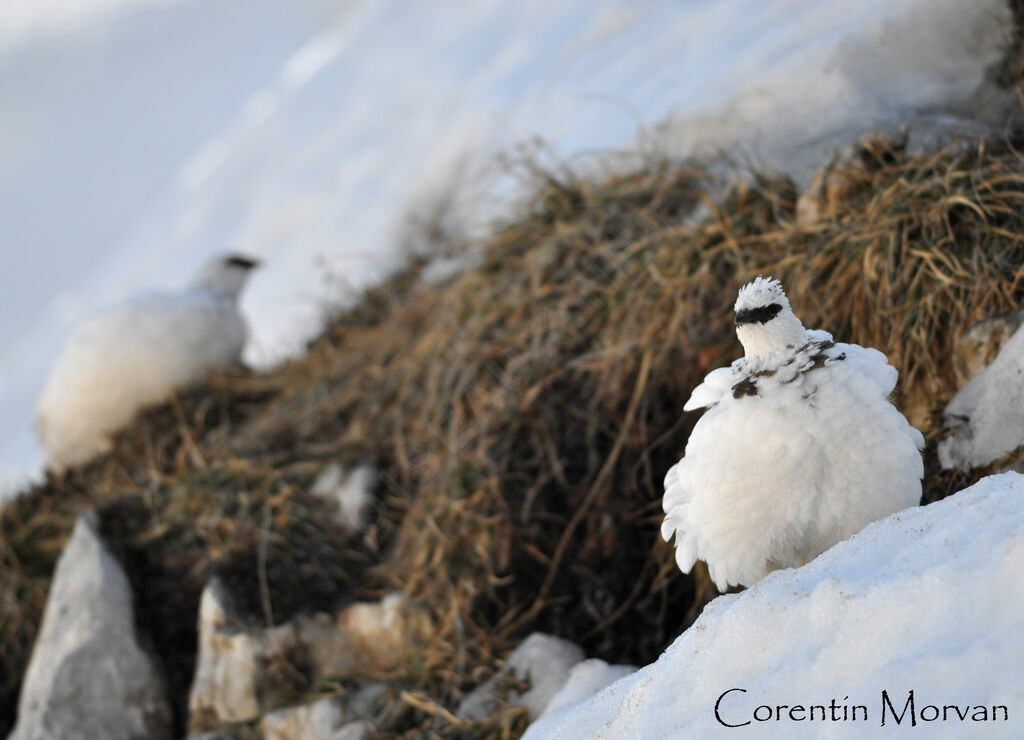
458,633,585,721
188,581,262,727
9,513,171,740
538,659,637,720
940,321,1024,470
188,585,408,733
36,254,258,471
310,462,376,532
257,683,387,740
529,473,1024,738
332,722,373,740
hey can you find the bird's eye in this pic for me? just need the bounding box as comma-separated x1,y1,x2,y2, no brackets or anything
735,303,782,326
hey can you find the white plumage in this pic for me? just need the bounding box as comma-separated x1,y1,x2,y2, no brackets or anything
36,255,259,472
661,277,923,590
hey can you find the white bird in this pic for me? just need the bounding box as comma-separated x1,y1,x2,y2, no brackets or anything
36,254,259,472
661,277,923,590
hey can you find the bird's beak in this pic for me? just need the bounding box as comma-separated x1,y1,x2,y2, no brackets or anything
227,255,261,270
734,309,755,326
734,303,782,326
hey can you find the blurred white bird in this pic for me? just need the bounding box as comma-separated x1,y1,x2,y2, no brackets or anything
661,277,923,590
36,254,259,471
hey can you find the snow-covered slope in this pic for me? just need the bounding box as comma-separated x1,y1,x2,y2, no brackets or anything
528,473,1024,739
119,0,1012,370
0,0,1015,492
0,0,340,493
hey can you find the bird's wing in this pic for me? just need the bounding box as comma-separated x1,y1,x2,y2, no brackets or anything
661,458,700,574
683,365,736,411
819,342,924,456
833,342,899,398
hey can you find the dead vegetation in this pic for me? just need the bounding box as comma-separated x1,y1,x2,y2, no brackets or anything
3,136,1024,737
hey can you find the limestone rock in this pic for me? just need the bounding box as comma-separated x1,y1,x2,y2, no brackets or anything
188,584,409,733
9,513,171,740
457,633,584,721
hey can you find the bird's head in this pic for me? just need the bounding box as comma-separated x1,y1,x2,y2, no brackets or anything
733,276,806,359
192,253,261,301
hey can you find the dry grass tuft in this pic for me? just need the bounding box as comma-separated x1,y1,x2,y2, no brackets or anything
3,137,1024,737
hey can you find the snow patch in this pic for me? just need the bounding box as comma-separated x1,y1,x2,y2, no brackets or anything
459,633,585,721
1,0,1017,492
0,0,175,51
529,473,1024,738
538,659,637,720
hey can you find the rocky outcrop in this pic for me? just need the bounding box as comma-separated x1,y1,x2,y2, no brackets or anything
457,633,585,721
8,513,171,740
188,583,409,734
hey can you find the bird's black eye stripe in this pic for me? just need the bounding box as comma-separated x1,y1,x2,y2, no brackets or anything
735,302,782,326
226,255,260,270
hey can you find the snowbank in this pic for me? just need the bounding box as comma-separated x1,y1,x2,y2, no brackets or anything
0,0,1016,491
131,0,1012,371
527,473,1024,738
649,0,1013,184
538,659,637,720
0,0,173,50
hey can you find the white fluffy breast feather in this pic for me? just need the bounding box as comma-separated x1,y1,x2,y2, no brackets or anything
662,337,923,590
36,290,247,471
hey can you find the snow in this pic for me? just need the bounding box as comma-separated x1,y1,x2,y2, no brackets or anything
663,279,923,589
0,0,340,493
0,0,174,51
458,633,585,721
538,659,637,720
528,473,1024,739
939,323,1024,471
647,0,1014,183
0,0,1015,494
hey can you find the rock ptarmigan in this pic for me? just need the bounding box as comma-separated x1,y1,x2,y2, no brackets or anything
661,277,924,590
36,254,259,472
